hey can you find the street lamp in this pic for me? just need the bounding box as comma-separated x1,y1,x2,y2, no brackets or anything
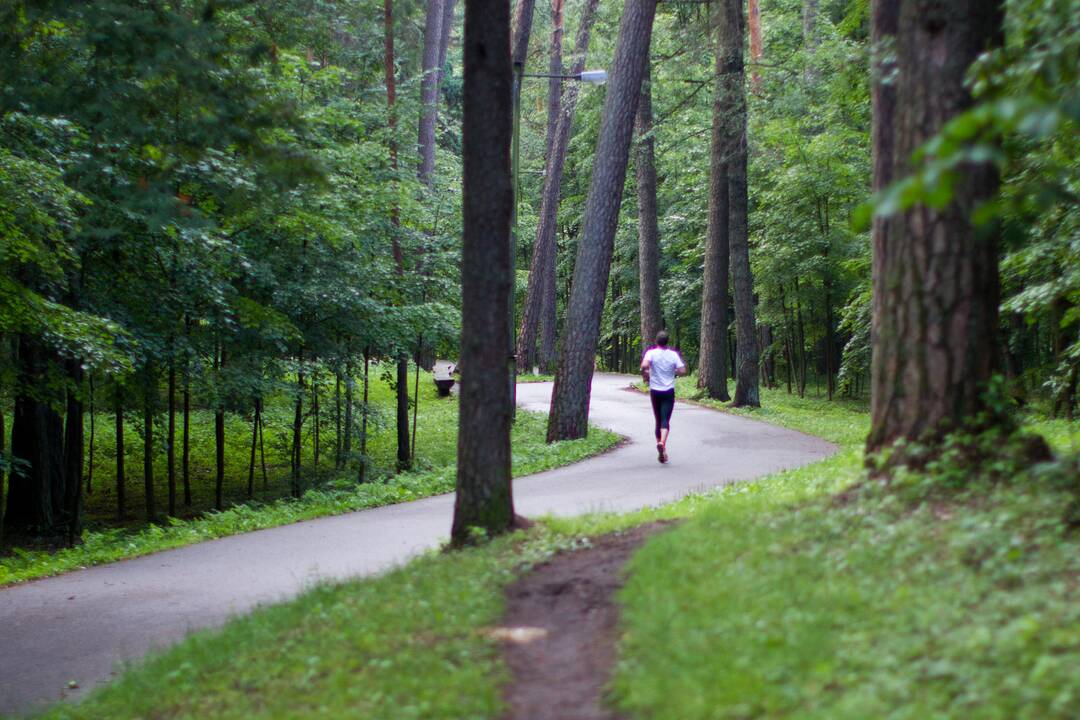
509,62,606,419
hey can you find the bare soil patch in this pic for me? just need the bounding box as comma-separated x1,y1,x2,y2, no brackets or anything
494,522,670,720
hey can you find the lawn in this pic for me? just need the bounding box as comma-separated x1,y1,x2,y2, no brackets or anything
0,370,619,585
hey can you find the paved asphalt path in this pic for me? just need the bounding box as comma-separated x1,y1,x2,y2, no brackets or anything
0,373,834,716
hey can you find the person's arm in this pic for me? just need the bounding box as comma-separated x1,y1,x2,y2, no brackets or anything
640,349,652,382
675,354,688,377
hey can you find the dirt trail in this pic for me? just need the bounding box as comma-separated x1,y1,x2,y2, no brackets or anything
494,523,668,720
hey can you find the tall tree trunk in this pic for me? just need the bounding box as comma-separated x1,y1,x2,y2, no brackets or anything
292,355,304,498
312,369,320,471
182,368,191,507
258,401,269,490
214,347,225,510
418,0,445,188
748,0,763,93
412,339,423,463
547,0,659,441
115,389,125,520
636,60,663,349
143,367,155,522
437,0,457,84
359,351,370,484
517,0,601,374
698,7,733,401
334,372,342,469
795,278,807,397
86,376,94,495
63,360,84,545
248,399,260,498
867,0,1004,454
343,363,354,464
452,0,516,545
722,0,759,407
396,358,411,471
166,348,176,516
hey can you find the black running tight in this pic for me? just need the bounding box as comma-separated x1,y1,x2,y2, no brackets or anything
649,389,675,440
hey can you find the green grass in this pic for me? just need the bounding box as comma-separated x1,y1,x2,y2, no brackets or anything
613,378,1080,720
0,383,619,586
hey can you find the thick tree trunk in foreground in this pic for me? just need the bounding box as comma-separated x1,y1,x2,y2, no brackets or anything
698,12,733,401
547,0,658,441
723,0,759,407
452,0,515,544
516,0,601,373
418,0,445,188
636,60,663,349
867,0,1004,454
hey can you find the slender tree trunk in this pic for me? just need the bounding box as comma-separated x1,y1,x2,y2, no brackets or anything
213,347,225,510
359,351,370,484
795,277,807,397
166,348,176,516
63,360,84,545
867,0,1004,454
418,0,445,187
722,0,759,407
115,389,125,521
748,0,763,93
86,376,95,495
343,363,353,465
396,357,411,471
437,0,457,84
258,401,268,490
0,393,5,540
292,354,304,498
547,0,659,441
517,0,601,373
636,60,663,349
143,368,155,522
248,399,260,498
825,277,836,400
312,369,320,471
334,372,342,469
412,339,423,463
452,0,516,545
182,369,191,507
698,7,733,401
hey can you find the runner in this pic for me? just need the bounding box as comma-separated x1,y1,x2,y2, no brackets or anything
640,331,687,463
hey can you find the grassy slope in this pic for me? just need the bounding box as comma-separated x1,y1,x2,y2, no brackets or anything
614,382,1080,719
0,380,619,585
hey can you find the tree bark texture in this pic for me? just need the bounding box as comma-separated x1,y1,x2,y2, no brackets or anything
867,0,1004,453
452,0,515,544
418,0,445,188
437,0,457,82
697,14,733,401
723,0,759,407
748,0,763,92
636,60,663,349
547,0,658,441
511,0,537,66
516,0,601,373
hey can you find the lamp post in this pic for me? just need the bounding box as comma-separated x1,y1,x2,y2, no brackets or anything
509,64,606,420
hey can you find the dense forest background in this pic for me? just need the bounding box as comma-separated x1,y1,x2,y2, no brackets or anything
0,0,1076,544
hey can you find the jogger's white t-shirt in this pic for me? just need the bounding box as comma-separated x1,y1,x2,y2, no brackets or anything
642,347,685,392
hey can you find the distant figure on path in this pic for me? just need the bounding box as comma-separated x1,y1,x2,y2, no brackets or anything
640,330,687,463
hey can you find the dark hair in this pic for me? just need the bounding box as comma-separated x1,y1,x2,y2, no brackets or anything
656,330,669,347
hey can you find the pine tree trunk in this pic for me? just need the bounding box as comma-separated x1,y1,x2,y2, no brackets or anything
248,399,259,498
312,369,320,471
437,0,457,82
517,0,601,374
452,0,516,545
418,0,445,188
867,0,1004,454
722,0,759,407
86,376,95,495
359,351,370,484
547,0,658,441
166,350,176,516
292,359,304,498
143,369,155,522
748,0,763,92
334,372,342,469
182,371,191,507
115,389,125,520
344,364,353,464
636,60,663,349
63,360,84,545
698,8,733,401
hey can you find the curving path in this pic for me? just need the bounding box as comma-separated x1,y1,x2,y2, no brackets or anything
0,374,834,716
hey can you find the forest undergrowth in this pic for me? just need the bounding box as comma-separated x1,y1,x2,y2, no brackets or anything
35,384,1079,719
